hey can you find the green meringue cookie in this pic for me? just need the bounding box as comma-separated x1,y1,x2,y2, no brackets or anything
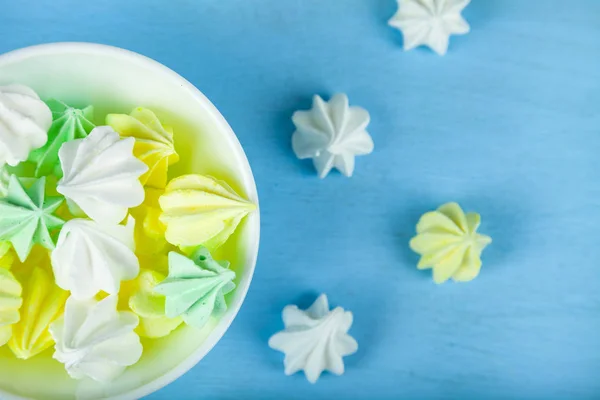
154,247,236,329
29,100,95,178
0,175,64,262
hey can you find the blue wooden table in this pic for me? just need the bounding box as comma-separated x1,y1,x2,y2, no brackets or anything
2,0,600,398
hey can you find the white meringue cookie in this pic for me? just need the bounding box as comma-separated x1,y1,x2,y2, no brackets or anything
57,126,148,224
292,94,373,178
389,0,470,56
49,295,143,382
269,294,358,383
0,84,51,167
51,217,139,300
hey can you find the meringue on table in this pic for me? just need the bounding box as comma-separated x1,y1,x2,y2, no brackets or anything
410,202,492,283
389,0,471,56
269,294,358,383
292,94,373,178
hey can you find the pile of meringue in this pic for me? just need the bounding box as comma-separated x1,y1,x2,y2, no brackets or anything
0,84,256,382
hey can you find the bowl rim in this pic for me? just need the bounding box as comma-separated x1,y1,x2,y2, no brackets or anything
0,42,261,400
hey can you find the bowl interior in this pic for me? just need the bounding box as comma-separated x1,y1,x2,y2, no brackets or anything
0,43,259,400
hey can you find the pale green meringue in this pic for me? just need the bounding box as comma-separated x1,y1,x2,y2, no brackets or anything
0,176,64,262
154,247,235,329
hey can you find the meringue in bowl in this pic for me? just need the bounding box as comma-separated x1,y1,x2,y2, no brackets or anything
0,43,260,400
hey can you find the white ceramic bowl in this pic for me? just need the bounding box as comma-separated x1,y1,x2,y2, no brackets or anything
0,43,260,400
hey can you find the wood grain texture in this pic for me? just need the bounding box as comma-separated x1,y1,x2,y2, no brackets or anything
1,0,600,398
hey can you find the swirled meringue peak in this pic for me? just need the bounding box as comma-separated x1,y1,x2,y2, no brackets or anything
8,267,68,359
56,126,148,224
51,217,139,300
388,0,470,56
159,174,256,251
410,202,492,283
292,93,373,178
126,269,183,338
269,294,358,383
154,247,236,329
106,107,179,189
130,187,169,256
0,268,22,346
0,241,15,270
29,99,95,178
0,84,51,167
0,175,64,262
49,294,143,382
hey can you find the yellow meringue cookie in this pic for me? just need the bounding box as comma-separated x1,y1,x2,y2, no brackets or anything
106,107,179,189
159,174,256,251
0,242,15,270
138,252,170,276
0,268,22,346
13,245,51,274
409,202,492,284
131,187,169,256
8,267,68,359
125,269,182,338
